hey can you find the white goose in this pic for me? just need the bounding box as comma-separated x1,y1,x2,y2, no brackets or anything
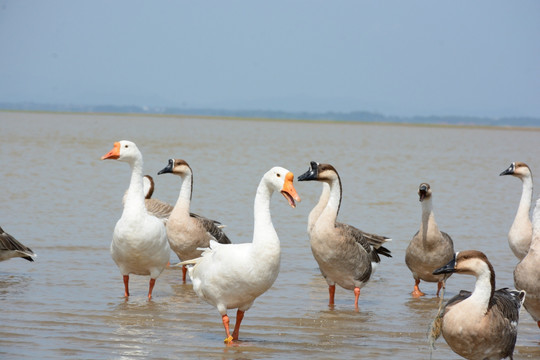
432,250,525,360
514,196,540,329
297,161,391,309
180,167,300,343
101,141,171,300
0,226,36,262
157,158,231,282
500,162,533,260
405,183,454,297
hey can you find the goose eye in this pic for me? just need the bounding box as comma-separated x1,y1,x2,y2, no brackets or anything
124,144,129,148
277,173,281,177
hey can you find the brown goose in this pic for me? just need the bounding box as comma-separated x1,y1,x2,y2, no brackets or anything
158,159,231,282
0,226,36,262
500,162,533,260
405,183,454,297
432,250,525,360
514,196,540,328
298,161,391,309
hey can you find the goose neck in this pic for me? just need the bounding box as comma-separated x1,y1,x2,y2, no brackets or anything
308,182,330,232
252,179,279,250
319,177,341,226
172,173,193,216
419,198,440,243
466,264,495,315
516,175,533,220
122,157,146,216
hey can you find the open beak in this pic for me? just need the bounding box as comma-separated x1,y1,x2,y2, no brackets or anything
101,142,121,160
281,172,301,208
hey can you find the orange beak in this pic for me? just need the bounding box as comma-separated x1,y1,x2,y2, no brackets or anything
281,172,301,208
101,142,121,160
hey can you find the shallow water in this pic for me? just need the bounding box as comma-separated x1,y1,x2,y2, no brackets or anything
0,111,539,359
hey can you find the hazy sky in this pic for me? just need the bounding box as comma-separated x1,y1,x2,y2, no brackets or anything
1,1,539,117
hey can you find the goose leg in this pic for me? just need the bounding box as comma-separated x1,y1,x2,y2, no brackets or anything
354,287,361,310
537,320,540,329
123,275,130,297
222,314,233,344
148,278,156,300
328,285,336,306
231,309,245,341
411,279,425,297
436,281,444,297
182,265,188,283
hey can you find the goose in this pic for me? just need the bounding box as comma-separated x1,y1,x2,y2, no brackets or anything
297,161,391,309
514,195,540,328
179,167,300,343
101,140,171,299
500,162,533,260
405,183,454,297
0,226,36,262
432,250,525,360
157,158,231,282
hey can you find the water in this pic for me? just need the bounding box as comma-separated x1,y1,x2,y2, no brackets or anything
0,111,539,359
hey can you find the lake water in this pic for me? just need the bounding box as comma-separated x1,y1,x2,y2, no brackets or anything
1,111,539,359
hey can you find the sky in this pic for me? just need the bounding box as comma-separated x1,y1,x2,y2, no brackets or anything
1,1,539,118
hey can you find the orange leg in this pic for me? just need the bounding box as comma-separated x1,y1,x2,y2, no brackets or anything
182,265,187,283
537,320,540,329
328,284,336,306
354,287,361,310
222,314,233,344
411,279,425,297
231,309,245,341
436,281,444,297
148,278,156,300
123,275,130,297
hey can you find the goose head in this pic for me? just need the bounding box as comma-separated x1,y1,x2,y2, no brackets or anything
266,167,301,208
418,183,432,202
101,140,142,163
500,162,532,179
433,250,495,285
297,161,339,183
157,159,192,178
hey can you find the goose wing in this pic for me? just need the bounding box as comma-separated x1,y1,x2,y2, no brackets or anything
336,222,392,263
0,226,35,261
193,215,231,244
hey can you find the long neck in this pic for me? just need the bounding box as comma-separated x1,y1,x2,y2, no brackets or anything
515,175,533,223
122,157,146,218
318,177,341,227
419,197,440,244
466,263,495,315
252,179,278,251
308,182,330,232
529,198,540,253
171,173,193,217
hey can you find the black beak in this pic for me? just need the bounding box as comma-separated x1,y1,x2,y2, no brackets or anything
500,163,515,176
433,254,457,275
157,159,174,175
418,185,428,202
297,161,319,181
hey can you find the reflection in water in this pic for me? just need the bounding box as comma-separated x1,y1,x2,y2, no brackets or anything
0,112,539,359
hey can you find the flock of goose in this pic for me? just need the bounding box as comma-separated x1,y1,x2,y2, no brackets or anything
1,140,539,359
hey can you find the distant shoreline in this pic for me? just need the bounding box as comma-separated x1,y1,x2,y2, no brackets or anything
1,108,539,132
